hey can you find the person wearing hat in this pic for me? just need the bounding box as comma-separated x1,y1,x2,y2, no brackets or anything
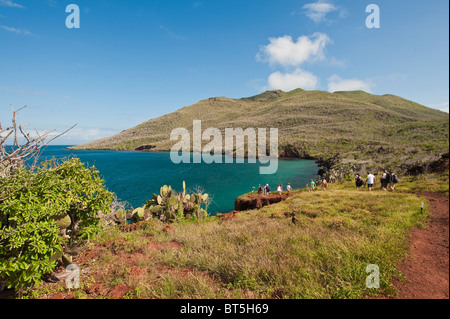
286,183,292,193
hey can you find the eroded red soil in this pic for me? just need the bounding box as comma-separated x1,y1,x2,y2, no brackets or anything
391,192,449,299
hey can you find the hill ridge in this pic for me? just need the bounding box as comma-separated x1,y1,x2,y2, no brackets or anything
70,88,449,174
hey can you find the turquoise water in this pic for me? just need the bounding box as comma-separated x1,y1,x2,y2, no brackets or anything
39,146,318,214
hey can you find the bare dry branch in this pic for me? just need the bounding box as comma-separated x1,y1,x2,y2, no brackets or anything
1,106,77,199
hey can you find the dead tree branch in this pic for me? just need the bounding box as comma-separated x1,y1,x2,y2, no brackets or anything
0,105,77,199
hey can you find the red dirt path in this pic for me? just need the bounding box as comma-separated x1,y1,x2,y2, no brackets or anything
392,192,449,299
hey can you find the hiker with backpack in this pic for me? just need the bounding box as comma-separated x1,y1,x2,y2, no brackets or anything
258,184,263,195
387,170,399,191
355,175,365,191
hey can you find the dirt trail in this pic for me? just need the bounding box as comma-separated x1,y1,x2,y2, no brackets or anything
392,192,449,299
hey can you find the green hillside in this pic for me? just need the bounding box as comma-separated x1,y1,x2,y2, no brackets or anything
71,89,449,174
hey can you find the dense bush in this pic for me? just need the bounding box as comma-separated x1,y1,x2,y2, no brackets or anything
0,158,114,294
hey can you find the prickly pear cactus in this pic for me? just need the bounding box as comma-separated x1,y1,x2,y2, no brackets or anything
135,181,210,223
132,207,148,222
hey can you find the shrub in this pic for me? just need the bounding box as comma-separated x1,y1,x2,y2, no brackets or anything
0,158,114,295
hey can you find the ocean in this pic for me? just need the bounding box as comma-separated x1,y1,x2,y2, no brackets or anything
39,146,318,214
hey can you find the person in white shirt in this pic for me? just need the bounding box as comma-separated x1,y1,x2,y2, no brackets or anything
366,172,376,191
277,184,282,195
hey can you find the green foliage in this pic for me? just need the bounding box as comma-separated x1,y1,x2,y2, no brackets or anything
148,181,209,221
0,158,114,293
117,181,209,224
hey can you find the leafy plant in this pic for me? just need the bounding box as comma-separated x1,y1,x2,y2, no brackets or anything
114,181,210,224
0,158,114,296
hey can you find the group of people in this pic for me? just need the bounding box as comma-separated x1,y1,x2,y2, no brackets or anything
257,184,271,195
257,183,293,195
257,179,329,195
308,178,328,192
356,170,399,191
257,170,399,197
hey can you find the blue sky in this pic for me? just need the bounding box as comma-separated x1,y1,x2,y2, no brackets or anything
0,0,448,145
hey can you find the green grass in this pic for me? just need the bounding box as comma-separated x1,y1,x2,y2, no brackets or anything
397,172,449,194
28,175,441,299
155,188,429,298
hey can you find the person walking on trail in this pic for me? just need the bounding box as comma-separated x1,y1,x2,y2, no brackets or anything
286,183,292,193
321,179,328,191
258,184,263,195
277,184,282,195
356,175,365,190
387,170,398,191
309,179,315,192
265,184,270,195
366,172,376,191
381,170,388,191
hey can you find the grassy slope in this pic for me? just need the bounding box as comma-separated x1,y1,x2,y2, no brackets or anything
29,172,449,299
71,89,449,171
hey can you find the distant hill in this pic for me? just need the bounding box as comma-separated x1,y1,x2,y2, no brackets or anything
71,89,449,174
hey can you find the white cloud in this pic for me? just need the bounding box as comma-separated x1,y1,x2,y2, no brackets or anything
61,127,120,142
267,69,319,91
159,25,185,40
2,122,119,145
0,85,46,96
46,0,58,7
26,127,120,144
430,102,449,113
327,75,373,93
1,25,34,36
303,1,338,23
0,0,25,8
257,33,331,68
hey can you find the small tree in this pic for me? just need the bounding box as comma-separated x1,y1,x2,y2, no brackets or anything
0,106,114,297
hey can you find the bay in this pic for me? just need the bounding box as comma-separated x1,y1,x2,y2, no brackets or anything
39,146,318,214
